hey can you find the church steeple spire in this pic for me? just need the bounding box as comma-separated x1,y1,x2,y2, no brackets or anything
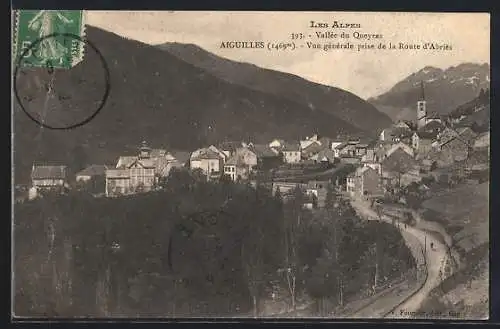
419,80,425,100
417,81,427,129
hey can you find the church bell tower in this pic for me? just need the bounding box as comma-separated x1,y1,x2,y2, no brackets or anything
417,81,427,129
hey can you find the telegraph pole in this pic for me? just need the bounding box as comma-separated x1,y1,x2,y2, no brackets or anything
424,235,427,255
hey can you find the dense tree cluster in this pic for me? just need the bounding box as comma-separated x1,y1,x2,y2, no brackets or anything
14,168,415,317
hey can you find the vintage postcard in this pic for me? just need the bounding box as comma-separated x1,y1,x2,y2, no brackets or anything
12,11,490,320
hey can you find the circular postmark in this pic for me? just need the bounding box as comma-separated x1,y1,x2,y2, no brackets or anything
13,32,110,130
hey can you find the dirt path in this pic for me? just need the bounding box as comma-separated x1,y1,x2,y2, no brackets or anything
350,199,449,319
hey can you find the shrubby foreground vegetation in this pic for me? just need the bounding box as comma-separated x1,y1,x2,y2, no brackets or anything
15,168,415,317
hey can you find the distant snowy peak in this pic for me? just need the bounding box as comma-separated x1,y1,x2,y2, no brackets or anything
368,62,490,121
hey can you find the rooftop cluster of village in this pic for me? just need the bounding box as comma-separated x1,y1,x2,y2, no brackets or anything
24,83,490,206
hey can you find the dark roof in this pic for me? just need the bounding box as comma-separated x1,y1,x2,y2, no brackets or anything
32,165,67,180
217,141,242,152
382,149,416,173
251,144,278,157
416,131,438,140
315,148,336,161
76,164,108,177
419,81,425,100
191,149,222,160
282,142,301,152
334,142,348,150
426,112,442,119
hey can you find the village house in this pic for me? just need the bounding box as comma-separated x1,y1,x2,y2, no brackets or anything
234,147,258,169
301,140,324,160
384,142,415,159
121,157,155,193
434,127,477,167
105,169,131,196
306,180,329,208
379,126,413,144
412,131,437,159
330,140,344,151
311,148,336,164
190,147,225,180
76,164,108,194
346,166,381,198
269,139,285,151
223,146,258,181
30,164,68,199
419,120,445,135
76,164,108,182
208,145,228,162
272,181,307,197
393,120,412,130
361,143,379,163
339,143,357,157
248,144,282,169
282,142,301,164
223,156,247,181
106,142,183,196
333,143,347,158
381,147,418,189
300,134,319,150
354,143,369,157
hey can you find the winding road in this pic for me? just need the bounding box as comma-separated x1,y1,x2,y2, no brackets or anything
350,198,450,319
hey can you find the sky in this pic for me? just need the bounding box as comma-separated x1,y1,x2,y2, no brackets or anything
86,11,490,99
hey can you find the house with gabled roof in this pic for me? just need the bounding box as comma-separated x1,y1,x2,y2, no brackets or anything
249,144,282,169
190,147,225,180
76,164,109,194
346,166,381,198
381,147,419,188
106,141,182,196
301,140,323,160
31,164,68,191
333,142,348,158
300,134,319,150
433,127,477,166
386,142,414,158
105,169,131,196
311,148,336,164
282,142,301,164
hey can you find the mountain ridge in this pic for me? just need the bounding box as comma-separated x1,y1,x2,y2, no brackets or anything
158,42,393,133
368,63,490,122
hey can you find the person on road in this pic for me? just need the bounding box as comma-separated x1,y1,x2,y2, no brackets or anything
430,242,434,250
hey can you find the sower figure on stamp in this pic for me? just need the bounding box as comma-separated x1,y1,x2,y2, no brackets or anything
27,11,73,65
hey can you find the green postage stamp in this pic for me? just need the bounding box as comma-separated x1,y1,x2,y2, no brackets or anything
13,10,86,69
